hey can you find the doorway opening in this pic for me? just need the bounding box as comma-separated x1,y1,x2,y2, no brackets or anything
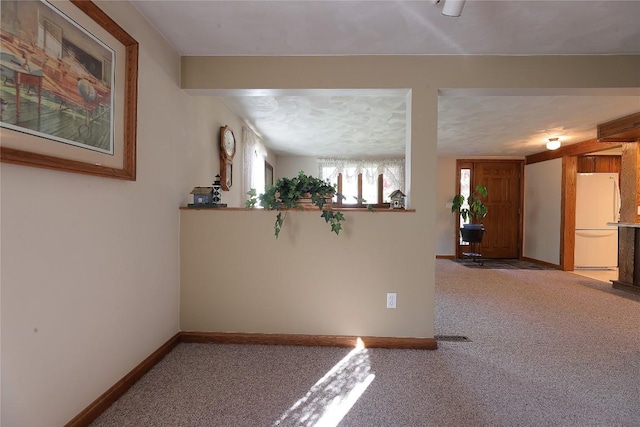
455,160,524,259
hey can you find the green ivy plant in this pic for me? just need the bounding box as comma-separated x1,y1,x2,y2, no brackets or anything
249,171,347,238
354,196,374,212
244,188,258,208
451,184,488,222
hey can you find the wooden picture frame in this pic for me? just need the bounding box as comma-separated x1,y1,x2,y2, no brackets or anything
265,161,274,188
0,0,138,180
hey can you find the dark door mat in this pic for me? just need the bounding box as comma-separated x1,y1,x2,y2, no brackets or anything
435,335,472,342
453,259,553,270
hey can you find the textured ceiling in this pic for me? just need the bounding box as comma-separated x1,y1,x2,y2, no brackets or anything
223,92,408,158
132,1,640,56
220,90,640,158
132,0,640,158
437,91,640,156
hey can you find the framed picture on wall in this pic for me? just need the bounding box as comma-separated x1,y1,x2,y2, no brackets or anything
0,0,138,180
265,161,274,188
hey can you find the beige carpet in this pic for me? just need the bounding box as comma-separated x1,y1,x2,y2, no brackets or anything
91,260,640,426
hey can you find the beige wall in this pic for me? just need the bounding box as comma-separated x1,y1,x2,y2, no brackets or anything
180,97,246,207
3,21,637,423
436,157,457,256
182,56,640,92
276,156,319,179
181,55,640,339
0,1,240,424
523,159,563,265
181,209,430,337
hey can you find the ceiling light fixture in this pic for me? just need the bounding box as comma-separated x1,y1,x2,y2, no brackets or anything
546,137,561,150
441,0,466,17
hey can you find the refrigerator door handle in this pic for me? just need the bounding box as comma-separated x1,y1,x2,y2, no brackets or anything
575,229,618,237
612,176,621,222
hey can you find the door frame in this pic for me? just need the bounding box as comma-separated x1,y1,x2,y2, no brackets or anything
455,159,525,259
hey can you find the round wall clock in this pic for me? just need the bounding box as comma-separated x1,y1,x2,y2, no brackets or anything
221,126,236,159
220,125,236,191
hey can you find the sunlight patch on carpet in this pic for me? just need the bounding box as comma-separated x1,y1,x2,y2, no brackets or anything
272,338,375,427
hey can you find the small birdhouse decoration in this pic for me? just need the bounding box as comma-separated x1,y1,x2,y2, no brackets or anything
190,187,214,205
389,190,406,209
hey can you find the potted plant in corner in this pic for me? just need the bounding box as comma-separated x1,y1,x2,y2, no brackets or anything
247,171,346,238
451,184,488,243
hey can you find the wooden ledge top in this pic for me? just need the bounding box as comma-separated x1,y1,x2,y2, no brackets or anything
607,222,640,228
180,206,416,213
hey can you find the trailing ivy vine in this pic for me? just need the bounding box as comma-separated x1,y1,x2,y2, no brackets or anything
246,171,347,238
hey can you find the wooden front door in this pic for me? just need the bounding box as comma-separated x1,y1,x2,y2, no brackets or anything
475,161,522,258
456,160,523,259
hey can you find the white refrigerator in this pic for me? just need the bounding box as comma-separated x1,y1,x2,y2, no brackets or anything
575,173,620,268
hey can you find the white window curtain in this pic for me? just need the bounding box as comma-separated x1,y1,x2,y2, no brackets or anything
242,126,267,204
318,158,405,201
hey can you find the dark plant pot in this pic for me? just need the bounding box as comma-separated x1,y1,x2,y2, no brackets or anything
460,224,485,243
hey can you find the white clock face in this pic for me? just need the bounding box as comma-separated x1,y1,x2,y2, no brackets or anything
224,129,235,157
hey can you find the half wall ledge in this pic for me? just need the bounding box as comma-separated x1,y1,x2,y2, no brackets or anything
180,207,416,212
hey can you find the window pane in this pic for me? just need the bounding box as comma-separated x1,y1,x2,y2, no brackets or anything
382,166,402,202
460,168,471,223
362,168,378,204
342,167,358,204
321,166,337,181
318,159,405,205
322,167,338,202
362,183,377,205
251,153,265,206
459,168,471,245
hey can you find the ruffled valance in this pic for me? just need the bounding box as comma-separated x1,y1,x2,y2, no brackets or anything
317,158,405,195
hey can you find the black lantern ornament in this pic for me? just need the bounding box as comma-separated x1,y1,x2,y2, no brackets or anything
212,174,222,204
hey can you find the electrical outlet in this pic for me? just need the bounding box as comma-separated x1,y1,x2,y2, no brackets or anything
386,292,397,309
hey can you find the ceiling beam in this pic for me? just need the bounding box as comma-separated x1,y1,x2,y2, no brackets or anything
525,139,622,165
597,112,640,143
